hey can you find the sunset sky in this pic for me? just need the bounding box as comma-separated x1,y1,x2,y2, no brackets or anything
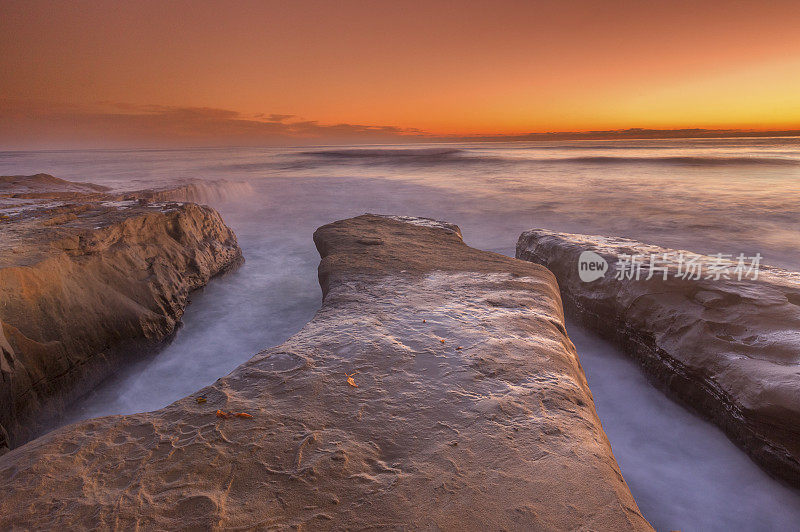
2,0,800,147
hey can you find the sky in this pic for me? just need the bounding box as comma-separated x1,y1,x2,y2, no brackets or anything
2,0,800,147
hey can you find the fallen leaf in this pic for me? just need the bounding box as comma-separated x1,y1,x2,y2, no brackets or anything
346,372,358,387
440,339,446,344
196,396,207,404
456,346,463,350
216,409,253,419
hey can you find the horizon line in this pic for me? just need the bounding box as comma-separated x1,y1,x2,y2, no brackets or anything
4,128,800,152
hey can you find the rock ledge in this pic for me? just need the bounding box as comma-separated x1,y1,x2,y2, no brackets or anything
517,229,800,485
0,175,243,451
0,215,650,531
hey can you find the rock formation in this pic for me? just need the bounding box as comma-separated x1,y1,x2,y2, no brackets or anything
517,230,800,486
0,215,651,530
0,174,253,217
0,175,243,452
0,173,109,195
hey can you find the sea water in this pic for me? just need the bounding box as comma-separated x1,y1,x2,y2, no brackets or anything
2,138,799,529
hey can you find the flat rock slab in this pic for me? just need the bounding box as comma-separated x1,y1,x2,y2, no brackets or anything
517,229,800,486
0,215,650,530
0,173,252,222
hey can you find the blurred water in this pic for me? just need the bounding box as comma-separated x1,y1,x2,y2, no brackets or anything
2,139,799,529
570,323,800,531
3,138,798,266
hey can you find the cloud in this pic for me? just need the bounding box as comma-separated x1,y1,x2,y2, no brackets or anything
0,100,429,148
2,99,798,149
265,114,295,122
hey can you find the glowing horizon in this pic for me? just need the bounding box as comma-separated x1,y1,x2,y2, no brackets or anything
2,1,800,147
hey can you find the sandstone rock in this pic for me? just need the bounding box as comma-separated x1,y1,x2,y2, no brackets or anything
0,175,243,451
0,174,252,216
0,173,109,194
517,229,800,486
0,215,651,530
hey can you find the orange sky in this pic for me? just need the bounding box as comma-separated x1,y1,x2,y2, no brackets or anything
2,0,800,146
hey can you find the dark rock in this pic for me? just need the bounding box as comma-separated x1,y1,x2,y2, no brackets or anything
517,229,800,486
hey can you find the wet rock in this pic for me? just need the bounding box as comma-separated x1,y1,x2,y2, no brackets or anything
0,215,650,530
0,173,109,194
517,229,800,486
0,175,243,450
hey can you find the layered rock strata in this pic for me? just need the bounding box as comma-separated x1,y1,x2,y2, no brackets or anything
517,230,800,485
0,175,243,451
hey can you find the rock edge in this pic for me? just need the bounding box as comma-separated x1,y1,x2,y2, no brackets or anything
0,175,244,451
517,229,800,486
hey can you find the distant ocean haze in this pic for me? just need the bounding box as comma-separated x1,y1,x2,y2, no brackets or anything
3,137,798,268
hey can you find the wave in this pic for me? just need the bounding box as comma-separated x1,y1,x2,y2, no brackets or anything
297,149,800,167
211,161,284,171
298,148,465,159
549,156,800,166
208,151,800,173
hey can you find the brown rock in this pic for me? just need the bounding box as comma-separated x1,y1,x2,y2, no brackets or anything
0,175,243,451
517,229,800,486
0,215,650,530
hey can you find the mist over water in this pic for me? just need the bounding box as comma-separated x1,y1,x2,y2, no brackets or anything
3,138,799,529
570,324,800,531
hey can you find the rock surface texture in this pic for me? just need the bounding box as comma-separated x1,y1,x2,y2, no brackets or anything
517,230,800,486
0,175,243,451
0,215,651,531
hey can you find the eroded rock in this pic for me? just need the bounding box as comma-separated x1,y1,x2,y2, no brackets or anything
516,229,800,486
0,175,243,451
0,215,651,530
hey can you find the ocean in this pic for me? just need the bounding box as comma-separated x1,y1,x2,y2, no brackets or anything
2,138,799,529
